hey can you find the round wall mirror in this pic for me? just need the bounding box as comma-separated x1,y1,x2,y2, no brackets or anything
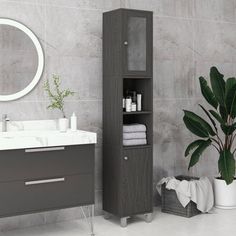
0,18,44,101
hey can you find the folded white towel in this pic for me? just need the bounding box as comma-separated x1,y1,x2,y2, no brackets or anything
123,124,146,133
156,177,214,213
123,132,146,140
123,139,147,146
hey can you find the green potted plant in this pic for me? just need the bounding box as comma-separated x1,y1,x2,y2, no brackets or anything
183,66,236,209
44,75,75,132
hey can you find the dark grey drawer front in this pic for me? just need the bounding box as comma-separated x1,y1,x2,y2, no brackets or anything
0,144,94,182
0,174,94,217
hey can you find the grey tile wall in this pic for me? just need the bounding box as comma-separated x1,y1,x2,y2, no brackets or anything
122,0,236,204
0,0,235,231
0,0,110,231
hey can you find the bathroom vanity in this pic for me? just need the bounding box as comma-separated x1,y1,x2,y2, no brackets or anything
0,125,96,235
0,17,97,235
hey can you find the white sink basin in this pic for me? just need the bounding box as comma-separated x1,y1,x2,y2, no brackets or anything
0,130,97,150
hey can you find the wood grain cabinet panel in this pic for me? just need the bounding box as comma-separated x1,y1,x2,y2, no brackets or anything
121,148,153,216
0,144,95,218
103,9,153,220
0,145,94,182
0,174,94,217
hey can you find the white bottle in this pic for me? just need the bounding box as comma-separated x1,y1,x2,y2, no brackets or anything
125,97,132,112
137,94,142,111
123,97,126,111
70,112,77,131
131,102,137,112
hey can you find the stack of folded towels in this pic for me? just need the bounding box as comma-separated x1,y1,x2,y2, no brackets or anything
123,123,147,146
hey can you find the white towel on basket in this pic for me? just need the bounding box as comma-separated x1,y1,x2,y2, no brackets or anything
156,177,214,213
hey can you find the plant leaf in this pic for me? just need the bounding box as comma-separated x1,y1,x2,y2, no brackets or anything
199,77,218,109
183,110,216,136
218,150,235,185
199,105,217,132
209,110,225,124
221,123,236,135
44,75,75,118
210,66,225,106
219,105,228,122
188,139,212,170
183,116,209,138
225,77,236,95
185,139,206,157
226,83,236,118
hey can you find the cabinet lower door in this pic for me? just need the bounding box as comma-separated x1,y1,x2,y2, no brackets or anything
121,148,153,216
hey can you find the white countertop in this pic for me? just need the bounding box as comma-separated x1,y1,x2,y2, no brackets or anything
0,120,97,151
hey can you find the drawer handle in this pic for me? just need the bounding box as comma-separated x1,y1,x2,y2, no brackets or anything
25,147,65,153
25,177,65,186
124,156,128,161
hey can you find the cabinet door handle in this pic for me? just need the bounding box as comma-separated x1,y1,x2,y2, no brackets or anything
25,147,65,153
124,156,128,161
124,41,128,46
25,177,65,186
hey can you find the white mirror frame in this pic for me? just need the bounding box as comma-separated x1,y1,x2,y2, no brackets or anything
0,18,44,101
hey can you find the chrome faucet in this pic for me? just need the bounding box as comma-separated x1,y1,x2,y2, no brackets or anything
2,114,10,132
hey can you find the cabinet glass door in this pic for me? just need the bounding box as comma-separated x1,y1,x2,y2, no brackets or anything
124,11,152,77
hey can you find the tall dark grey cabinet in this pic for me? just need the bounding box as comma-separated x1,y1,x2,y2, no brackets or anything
103,8,153,227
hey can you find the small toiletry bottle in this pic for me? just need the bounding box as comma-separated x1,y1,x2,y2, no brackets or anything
123,97,126,111
131,91,137,103
125,90,130,97
125,96,132,112
137,94,142,111
131,102,137,112
70,112,77,131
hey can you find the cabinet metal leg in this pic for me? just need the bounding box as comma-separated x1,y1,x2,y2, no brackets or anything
145,213,152,223
80,205,95,236
120,217,128,227
104,212,111,220
89,205,95,236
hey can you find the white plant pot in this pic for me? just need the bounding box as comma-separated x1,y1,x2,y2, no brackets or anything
214,178,236,209
58,118,69,132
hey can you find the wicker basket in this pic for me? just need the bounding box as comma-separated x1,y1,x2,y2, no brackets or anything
161,175,201,218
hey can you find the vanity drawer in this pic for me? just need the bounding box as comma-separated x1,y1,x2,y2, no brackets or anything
0,144,94,182
0,174,94,217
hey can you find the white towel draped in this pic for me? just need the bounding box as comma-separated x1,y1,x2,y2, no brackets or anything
156,177,214,213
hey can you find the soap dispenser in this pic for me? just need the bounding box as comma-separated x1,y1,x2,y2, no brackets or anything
70,112,77,131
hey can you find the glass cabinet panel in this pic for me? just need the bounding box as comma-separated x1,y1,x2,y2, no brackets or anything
127,17,147,72
123,11,152,77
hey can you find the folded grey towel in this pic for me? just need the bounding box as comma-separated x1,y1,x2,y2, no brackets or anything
123,124,146,133
123,139,147,146
123,132,146,140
